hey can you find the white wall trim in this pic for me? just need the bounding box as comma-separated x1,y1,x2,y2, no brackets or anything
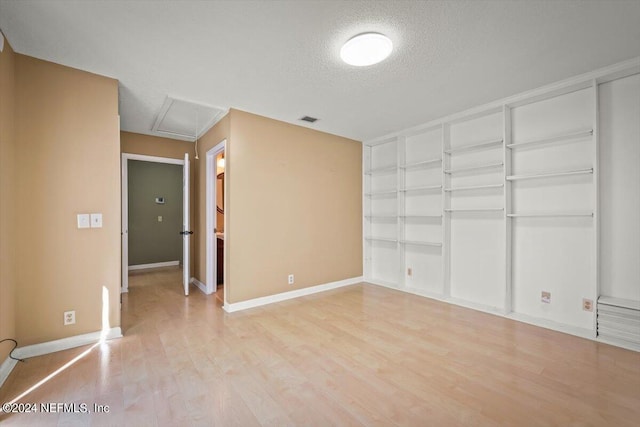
190,277,209,295
596,336,640,353
122,153,185,165
0,327,122,389
206,140,226,296
223,276,364,313
128,260,179,271
121,152,185,293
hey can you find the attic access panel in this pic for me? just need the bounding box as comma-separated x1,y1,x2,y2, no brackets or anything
152,97,226,141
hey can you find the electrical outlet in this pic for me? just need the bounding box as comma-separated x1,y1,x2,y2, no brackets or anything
288,274,294,285
541,291,551,304
583,298,594,312
407,267,412,276
64,310,76,325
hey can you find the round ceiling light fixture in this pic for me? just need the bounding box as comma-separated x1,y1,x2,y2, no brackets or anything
340,32,393,66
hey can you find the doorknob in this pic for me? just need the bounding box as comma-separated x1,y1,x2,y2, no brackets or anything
179,230,194,235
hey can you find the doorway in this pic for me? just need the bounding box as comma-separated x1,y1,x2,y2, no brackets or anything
206,140,226,301
121,153,191,295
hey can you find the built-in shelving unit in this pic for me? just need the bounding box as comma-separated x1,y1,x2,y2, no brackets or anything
363,58,640,351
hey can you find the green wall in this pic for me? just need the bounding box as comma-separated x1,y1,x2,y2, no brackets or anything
128,160,183,266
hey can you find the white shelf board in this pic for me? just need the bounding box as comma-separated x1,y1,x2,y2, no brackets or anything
400,158,442,169
400,215,443,219
364,237,398,243
364,215,397,219
365,190,398,196
400,185,442,192
400,240,442,247
507,129,593,149
444,162,504,174
445,138,503,154
507,212,593,218
445,208,504,212
598,297,640,311
506,168,593,181
445,184,504,192
365,165,397,175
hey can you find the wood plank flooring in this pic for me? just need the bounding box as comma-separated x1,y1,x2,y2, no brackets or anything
1,266,639,426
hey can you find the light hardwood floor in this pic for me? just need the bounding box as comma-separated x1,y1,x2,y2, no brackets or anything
1,267,639,426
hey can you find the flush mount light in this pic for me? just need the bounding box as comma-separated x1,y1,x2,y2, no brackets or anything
340,33,393,66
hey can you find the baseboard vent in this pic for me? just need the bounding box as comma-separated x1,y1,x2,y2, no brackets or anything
597,296,640,349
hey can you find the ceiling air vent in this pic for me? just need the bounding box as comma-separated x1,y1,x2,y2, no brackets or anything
152,96,226,141
300,116,318,123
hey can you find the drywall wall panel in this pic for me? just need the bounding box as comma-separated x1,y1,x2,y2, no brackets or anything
121,131,194,160
450,214,505,307
15,55,120,345
227,109,362,303
512,217,595,329
599,73,640,301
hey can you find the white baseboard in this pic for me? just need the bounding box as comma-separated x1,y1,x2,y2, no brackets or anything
366,280,609,347
507,312,594,341
190,277,210,295
128,261,179,271
0,327,122,389
223,276,363,313
596,336,640,352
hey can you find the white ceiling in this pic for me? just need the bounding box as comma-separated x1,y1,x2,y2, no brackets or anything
1,0,639,142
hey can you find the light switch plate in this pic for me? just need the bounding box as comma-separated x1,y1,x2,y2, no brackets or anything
77,214,90,229
90,213,103,228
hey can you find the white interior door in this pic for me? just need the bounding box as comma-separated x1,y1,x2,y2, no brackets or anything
182,153,191,296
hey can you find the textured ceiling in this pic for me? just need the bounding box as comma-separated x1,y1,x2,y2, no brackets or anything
1,0,639,142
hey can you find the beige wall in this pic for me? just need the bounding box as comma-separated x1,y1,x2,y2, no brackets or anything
121,131,194,160
15,55,121,345
0,34,17,361
223,109,362,303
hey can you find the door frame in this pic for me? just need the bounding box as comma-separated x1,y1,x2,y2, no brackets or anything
121,153,185,293
206,140,226,296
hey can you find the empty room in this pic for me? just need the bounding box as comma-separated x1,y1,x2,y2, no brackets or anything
0,1,639,426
